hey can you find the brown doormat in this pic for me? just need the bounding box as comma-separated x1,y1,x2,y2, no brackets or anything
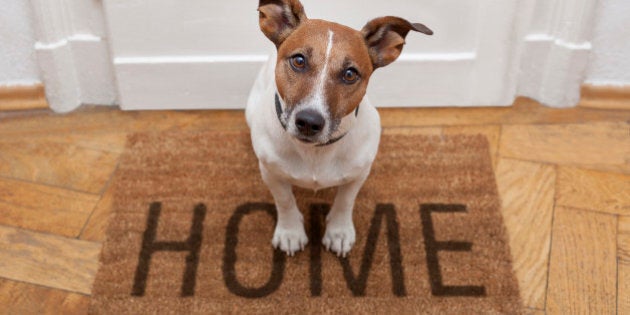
90,130,522,314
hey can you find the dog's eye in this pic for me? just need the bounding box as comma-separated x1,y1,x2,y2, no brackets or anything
290,54,307,71
342,68,360,84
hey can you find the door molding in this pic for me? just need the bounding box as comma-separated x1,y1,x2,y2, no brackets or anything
29,0,117,112
517,0,599,107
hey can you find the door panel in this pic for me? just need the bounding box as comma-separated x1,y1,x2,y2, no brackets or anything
103,0,517,109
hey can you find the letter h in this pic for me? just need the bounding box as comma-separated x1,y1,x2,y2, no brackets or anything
131,202,207,297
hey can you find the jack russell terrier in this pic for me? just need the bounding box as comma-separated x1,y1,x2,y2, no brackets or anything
246,0,432,257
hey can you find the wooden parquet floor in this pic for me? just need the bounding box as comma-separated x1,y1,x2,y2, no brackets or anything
0,97,628,314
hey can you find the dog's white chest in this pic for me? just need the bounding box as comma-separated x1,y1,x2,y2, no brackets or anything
258,142,365,190
286,168,348,191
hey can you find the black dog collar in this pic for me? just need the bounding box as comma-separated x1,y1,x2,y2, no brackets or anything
275,93,358,147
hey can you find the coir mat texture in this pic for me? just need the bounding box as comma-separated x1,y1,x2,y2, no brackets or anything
90,130,522,314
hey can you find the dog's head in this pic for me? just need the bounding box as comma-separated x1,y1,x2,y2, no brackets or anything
258,0,432,145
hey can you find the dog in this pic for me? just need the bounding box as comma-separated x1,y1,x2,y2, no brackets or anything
246,0,432,257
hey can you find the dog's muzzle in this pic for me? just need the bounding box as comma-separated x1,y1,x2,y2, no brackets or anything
275,93,358,147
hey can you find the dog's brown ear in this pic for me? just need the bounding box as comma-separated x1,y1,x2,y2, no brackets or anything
361,16,433,68
258,0,307,47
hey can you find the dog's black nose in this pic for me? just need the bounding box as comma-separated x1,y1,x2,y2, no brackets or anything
295,109,325,137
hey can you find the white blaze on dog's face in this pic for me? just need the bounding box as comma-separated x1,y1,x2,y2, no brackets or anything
258,0,433,145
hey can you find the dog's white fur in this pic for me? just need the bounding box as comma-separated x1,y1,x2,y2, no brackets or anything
246,49,381,257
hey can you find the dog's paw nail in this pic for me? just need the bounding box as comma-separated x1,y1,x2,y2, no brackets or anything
272,225,308,256
323,223,356,257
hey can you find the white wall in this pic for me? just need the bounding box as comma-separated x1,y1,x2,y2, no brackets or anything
585,0,630,86
0,1,40,86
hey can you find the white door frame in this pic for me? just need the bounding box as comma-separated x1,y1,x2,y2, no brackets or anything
517,0,599,107
30,0,598,111
28,0,117,113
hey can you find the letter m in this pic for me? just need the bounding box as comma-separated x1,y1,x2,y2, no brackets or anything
309,204,406,297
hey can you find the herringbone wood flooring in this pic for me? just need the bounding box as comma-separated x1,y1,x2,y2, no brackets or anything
0,97,628,314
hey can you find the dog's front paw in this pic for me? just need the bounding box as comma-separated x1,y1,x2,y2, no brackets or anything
272,225,308,256
322,221,356,257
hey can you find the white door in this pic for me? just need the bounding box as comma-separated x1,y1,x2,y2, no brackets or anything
99,0,559,109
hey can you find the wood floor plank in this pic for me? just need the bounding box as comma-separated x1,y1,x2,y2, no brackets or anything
620,216,630,262
0,225,101,294
557,167,630,215
0,178,99,237
379,97,630,127
0,139,119,194
546,207,617,314
80,183,114,242
496,158,555,309
1,132,131,154
500,122,630,173
621,260,630,315
0,107,132,137
62,132,128,153
523,308,545,315
0,278,89,315
0,106,243,138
